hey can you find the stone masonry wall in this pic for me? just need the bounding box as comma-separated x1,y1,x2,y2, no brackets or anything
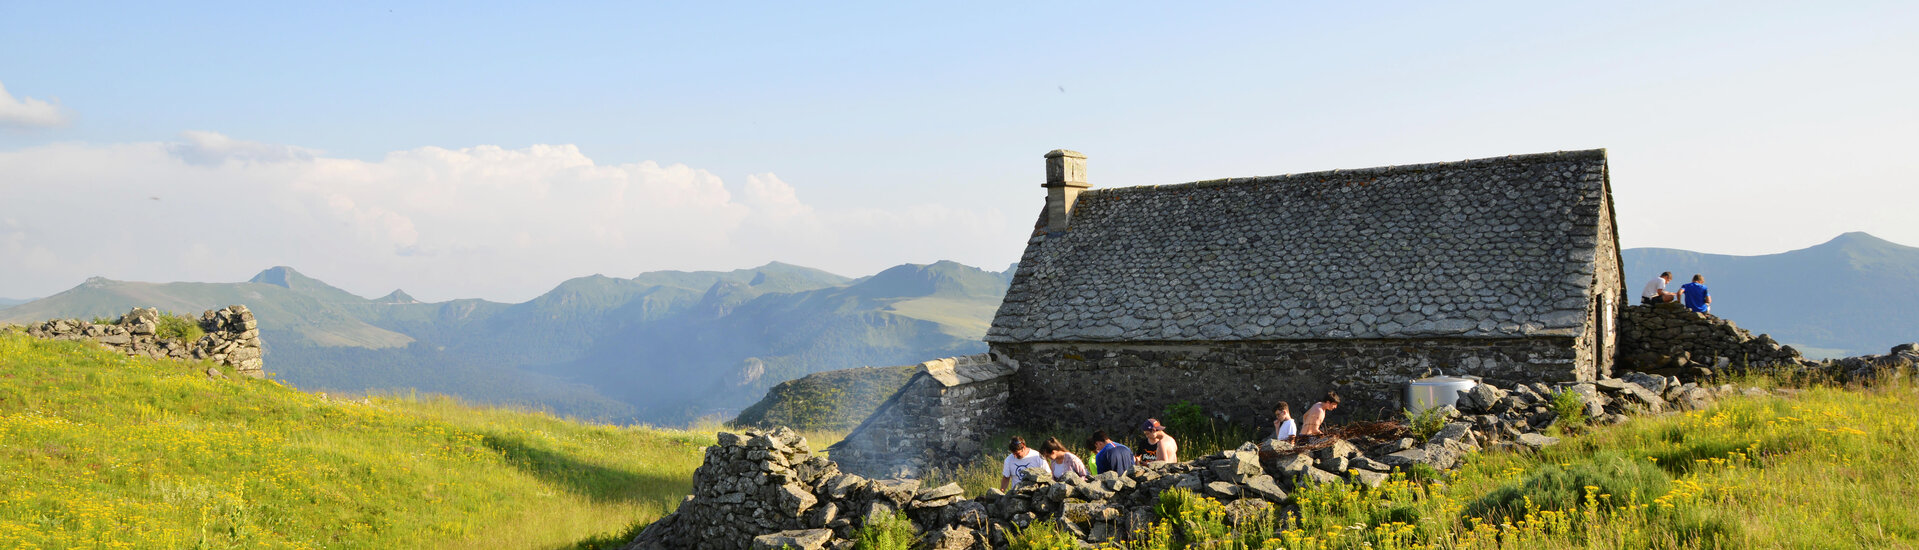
994,338,1582,436
829,355,1014,479
1616,303,1804,380
13,306,265,378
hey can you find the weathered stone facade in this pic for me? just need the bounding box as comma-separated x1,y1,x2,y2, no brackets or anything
986,149,1626,430
13,305,266,378
829,355,1014,478
1616,303,1805,380
995,338,1580,434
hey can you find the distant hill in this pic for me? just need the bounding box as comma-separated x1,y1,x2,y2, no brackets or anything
1623,232,1919,358
0,297,29,308
731,364,919,431
0,261,1012,424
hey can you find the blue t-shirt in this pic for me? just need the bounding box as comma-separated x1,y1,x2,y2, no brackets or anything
1680,282,1709,313
1094,442,1134,475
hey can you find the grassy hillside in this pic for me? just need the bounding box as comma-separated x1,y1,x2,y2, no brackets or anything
0,261,1000,424
0,330,712,549
562,261,1008,423
731,364,918,431
1624,232,1919,358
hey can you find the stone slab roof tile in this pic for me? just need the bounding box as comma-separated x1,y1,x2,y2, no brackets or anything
987,150,1613,343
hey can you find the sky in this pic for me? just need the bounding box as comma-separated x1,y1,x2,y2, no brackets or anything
2,2,1915,302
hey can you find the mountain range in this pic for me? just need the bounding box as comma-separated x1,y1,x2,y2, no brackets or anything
1,261,1014,423
1621,232,1919,358
5,232,1913,423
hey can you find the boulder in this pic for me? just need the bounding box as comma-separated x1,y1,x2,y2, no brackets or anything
1516,433,1560,449
1241,475,1288,503
1209,450,1264,484
1201,481,1241,500
752,529,833,550
1349,469,1388,488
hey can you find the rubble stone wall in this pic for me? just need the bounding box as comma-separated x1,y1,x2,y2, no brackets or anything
12,306,266,378
1616,303,1803,379
829,355,1014,479
629,371,1741,550
993,337,1584,436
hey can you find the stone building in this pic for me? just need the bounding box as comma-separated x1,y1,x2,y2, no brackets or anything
828,354,1013,478
986,149,1626,433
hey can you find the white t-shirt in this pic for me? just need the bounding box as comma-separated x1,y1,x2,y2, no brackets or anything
1274,419,1298,441
1002,449,1047,484
1051,452,1089,480
1641,277,1667,299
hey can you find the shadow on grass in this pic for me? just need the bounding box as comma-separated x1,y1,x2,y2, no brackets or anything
482,433,689,507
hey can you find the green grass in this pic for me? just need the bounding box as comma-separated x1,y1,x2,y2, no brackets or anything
155,312,205,344
1093,375,1919,549
0,330,715,549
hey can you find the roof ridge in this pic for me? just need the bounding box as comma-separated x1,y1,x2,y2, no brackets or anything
1087,148,1606,197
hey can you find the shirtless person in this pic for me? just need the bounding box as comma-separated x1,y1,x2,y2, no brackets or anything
1135,418,1178,465
1300,391,1340,437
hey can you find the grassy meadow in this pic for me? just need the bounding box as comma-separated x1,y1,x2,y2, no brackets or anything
984,376,1919,549
6,323,1916,549
0,330,752,549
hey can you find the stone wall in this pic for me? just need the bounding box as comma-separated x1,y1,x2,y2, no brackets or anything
993,338,1583,436
630,372,1736,550
1616,303,1805,380
13,306,265,378
828,355,1013,479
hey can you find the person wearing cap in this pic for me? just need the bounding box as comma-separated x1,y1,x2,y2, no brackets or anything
1135,418,1178,465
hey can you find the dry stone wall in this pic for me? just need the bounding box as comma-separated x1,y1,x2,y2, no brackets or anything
629,373,1738,549
14,306,265,378
829,355,1014,479
1617,303,1805,380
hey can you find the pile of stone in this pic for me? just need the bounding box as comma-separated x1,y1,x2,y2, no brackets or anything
16,306,265,378
1826,343,1919,385
1617,303,1808,381
628,373,1755,550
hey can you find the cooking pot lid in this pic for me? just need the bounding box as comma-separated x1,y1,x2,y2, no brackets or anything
1409,376,1479,385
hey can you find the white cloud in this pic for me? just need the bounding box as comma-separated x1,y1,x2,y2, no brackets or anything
0,82,71,129
0,133,1023,301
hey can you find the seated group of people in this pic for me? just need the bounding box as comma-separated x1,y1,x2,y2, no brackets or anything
999,392,1343,490
1641,271,1713,314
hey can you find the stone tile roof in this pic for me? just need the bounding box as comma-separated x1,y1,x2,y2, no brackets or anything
987,149,1615,343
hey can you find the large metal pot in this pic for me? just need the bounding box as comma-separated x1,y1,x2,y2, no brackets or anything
1405,374,1480,413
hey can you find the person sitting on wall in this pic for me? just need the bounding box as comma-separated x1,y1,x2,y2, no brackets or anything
1641,271,1679,305
1679,274,1712,314
1135,418,1179,465
1271,401,1298,443
1037,437,1089,481
1000,436,1048,491
1300,391,1341,437
1086,431,1135,475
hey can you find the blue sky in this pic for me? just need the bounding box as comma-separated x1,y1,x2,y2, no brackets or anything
2,2,1916,301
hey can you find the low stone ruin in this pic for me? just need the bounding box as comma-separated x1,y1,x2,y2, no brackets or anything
1827,343,1919,384
14,305,265,378
626,372,1746,550
1617,303,1808,380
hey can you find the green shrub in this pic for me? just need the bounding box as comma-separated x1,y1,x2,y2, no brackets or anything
155,313,205,344
1006,520,1078,550
854,510,916,550
1550,389,1587,427
89,315,120,325
1161,401,1208,436
1403,407,1448,443
1463,452,1670,524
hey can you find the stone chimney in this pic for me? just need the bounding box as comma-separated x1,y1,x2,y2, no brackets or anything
1042,149,1089,233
